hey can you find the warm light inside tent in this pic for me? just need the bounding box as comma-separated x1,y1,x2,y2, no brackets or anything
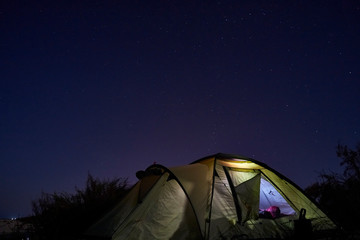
218,160,264,170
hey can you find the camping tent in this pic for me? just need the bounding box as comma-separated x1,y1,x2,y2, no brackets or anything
86,153,337,239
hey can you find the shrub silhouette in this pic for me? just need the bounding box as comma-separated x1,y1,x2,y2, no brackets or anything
31,174,129,240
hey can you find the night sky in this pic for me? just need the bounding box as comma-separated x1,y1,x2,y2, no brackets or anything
1,1,359,218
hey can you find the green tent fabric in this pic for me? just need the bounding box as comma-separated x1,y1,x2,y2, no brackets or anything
86,153,337,240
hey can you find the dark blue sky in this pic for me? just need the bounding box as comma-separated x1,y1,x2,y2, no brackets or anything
1,1,359,218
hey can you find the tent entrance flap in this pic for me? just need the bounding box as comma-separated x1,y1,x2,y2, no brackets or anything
227,169,261,222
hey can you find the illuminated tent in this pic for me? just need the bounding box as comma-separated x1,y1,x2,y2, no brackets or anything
86,153,337,239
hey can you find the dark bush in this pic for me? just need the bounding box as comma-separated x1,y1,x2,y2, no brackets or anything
31,174,130,240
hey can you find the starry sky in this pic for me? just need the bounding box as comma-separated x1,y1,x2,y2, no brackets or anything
1,1,359,218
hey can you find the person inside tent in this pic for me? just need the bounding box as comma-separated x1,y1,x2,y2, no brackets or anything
259,206,281,219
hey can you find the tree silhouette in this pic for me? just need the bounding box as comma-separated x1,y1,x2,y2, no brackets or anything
337,144,360,180
31,174,129,240
305,143,360,232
